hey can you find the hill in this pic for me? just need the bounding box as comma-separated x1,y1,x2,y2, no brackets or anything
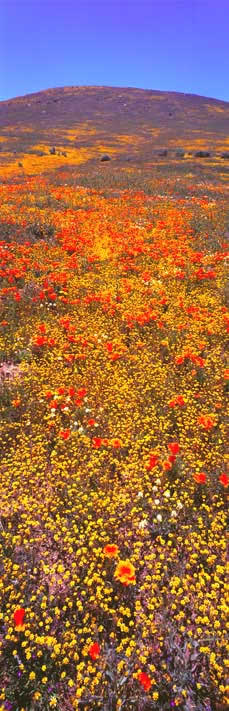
0,85,229,179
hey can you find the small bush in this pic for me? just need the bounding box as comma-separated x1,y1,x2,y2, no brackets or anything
194,151,210,157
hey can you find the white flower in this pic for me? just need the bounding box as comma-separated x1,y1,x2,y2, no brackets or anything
156,514,162,522
164,490,170,499
78,426,84,433
171,510,177,517
154,499,160,506
137,491,143,499
152,485,158,492
139,518,148,529
177,502,183,510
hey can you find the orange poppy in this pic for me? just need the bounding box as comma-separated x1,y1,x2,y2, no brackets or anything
114,560,136,586
103,544,119,559
198,414,216,430
112,438,121,448
163,460,172,471
11,398,21,407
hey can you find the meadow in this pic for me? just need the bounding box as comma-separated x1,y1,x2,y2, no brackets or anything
0,93,228,711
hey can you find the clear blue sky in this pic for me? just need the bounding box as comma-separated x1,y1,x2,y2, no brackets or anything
1,0,229,102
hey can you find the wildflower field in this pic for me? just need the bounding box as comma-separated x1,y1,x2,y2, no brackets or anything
0,90,228,711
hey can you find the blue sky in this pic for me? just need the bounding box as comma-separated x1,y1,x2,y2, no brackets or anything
1,0,229,102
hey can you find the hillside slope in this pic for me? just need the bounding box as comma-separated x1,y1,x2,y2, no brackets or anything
0,86,229,179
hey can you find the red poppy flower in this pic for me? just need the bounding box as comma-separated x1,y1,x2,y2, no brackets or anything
168,399,176,408
77,388,87,398
33,335,46,347
59,429,70,440
138,671,151,691
175,356,184,365
88,418,96,427
168,442,180,455
219,472,229,488
49,399,58,409
176,395,185,406
88,642,100,660
68,386,76,397
146,453,159,470
92,437,102,448
102,438,109,447
106,342,113,352
64,354,75,363
168,454,176,464
193,472,206,484
38,323,46,334
13,608,25,630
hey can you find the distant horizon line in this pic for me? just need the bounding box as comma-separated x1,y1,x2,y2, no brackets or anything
1,84,229,105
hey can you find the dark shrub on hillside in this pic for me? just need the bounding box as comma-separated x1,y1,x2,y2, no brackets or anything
158,150,168,157
221,152,229,159
100,154,111,161
194,151,210,157
176,150,185,158
49,147,56,155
